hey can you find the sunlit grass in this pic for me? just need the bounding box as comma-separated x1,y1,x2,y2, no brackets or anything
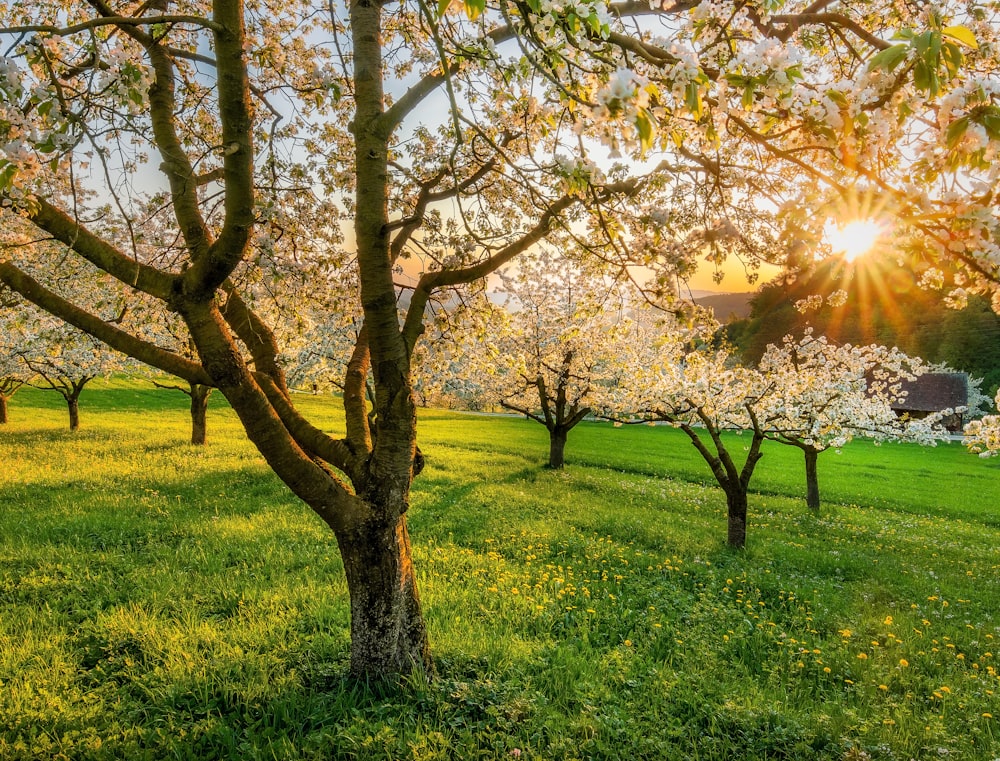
1,383,999,759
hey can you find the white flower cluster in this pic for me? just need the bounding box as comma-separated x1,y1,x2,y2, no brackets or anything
795,294,824,313
592,67,649,121
965,391,1000,458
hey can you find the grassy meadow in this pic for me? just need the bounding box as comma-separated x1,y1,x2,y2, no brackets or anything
2,381,1000,760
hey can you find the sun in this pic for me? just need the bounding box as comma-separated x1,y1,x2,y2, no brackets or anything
825,219,884,262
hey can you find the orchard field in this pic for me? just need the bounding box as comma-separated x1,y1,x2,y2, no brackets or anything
2,382,1000,760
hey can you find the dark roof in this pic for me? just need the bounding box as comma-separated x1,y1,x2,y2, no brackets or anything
892,372,968,412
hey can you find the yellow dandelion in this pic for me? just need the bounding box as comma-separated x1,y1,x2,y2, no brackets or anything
879,684,888,691
857,653,869,660
624,639,633,647
899,658,909,668
839,629,853,638
983,713,994,719
939,686,951,693
884,615,894,626
823,667,832,673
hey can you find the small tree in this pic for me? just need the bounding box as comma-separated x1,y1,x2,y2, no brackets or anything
17,319,118,431
758,332,946,511
605,323,772,548
454,254,643,468
0,298,31,423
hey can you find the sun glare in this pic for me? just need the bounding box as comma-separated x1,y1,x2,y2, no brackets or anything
825,219,883,262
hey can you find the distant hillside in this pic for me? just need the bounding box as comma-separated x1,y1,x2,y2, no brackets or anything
694,292,754,322
723,253,1000,396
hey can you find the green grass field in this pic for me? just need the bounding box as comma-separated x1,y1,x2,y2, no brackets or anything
2,382,999,760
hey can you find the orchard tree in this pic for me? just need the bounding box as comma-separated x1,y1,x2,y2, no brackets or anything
16,316,121,431
603,322,772,549
758,331,948,511
152,375,215,445
1,0,997,678
451,253,644,468
0,294,32,424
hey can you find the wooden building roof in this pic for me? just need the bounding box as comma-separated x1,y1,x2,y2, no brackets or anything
891,372,968,413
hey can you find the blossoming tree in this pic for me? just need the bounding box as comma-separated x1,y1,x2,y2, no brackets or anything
757,332,949,511
0,0,997,677
615,344,771,549
0,294,32,424
15,313,122,431
449,253,652,468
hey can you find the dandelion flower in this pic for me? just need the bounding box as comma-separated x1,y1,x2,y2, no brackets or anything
899,659,909,668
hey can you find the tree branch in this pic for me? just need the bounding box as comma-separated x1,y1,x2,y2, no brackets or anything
0,261,211,384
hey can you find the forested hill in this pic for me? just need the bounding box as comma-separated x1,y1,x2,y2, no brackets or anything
724,254,1000,395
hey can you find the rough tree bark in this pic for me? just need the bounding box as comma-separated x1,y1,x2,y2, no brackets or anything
188,383,212,446
0,378,22,424
678,411,765,549
67,394,80,431
548,427,569,469
803,445,820,512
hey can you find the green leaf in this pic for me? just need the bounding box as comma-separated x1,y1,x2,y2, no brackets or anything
826,90,848,107
941,42,964,79
912,60,939,95
868,44,908,73
685,82,703,120
913,30,934,56
463,0,485,20
942,25,978,49
635,109,655,154
0,161,16,192
979,106,1000,138
436,0,450,18
945,115,969,149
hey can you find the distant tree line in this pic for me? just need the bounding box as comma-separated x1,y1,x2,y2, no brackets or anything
725,254,1000,396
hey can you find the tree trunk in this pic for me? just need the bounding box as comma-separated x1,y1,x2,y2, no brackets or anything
0,394,7,424
726,488,749,549
548,427,568,469
336,511,431,679
67,396,80,431
804,446,820,512
190,384,211,446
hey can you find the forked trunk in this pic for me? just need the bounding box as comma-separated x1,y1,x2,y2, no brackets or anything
336,510,431,679
726,488,748,549
190,384,211,446
804,446,820,512
67,396,80,431
548,427,568,469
